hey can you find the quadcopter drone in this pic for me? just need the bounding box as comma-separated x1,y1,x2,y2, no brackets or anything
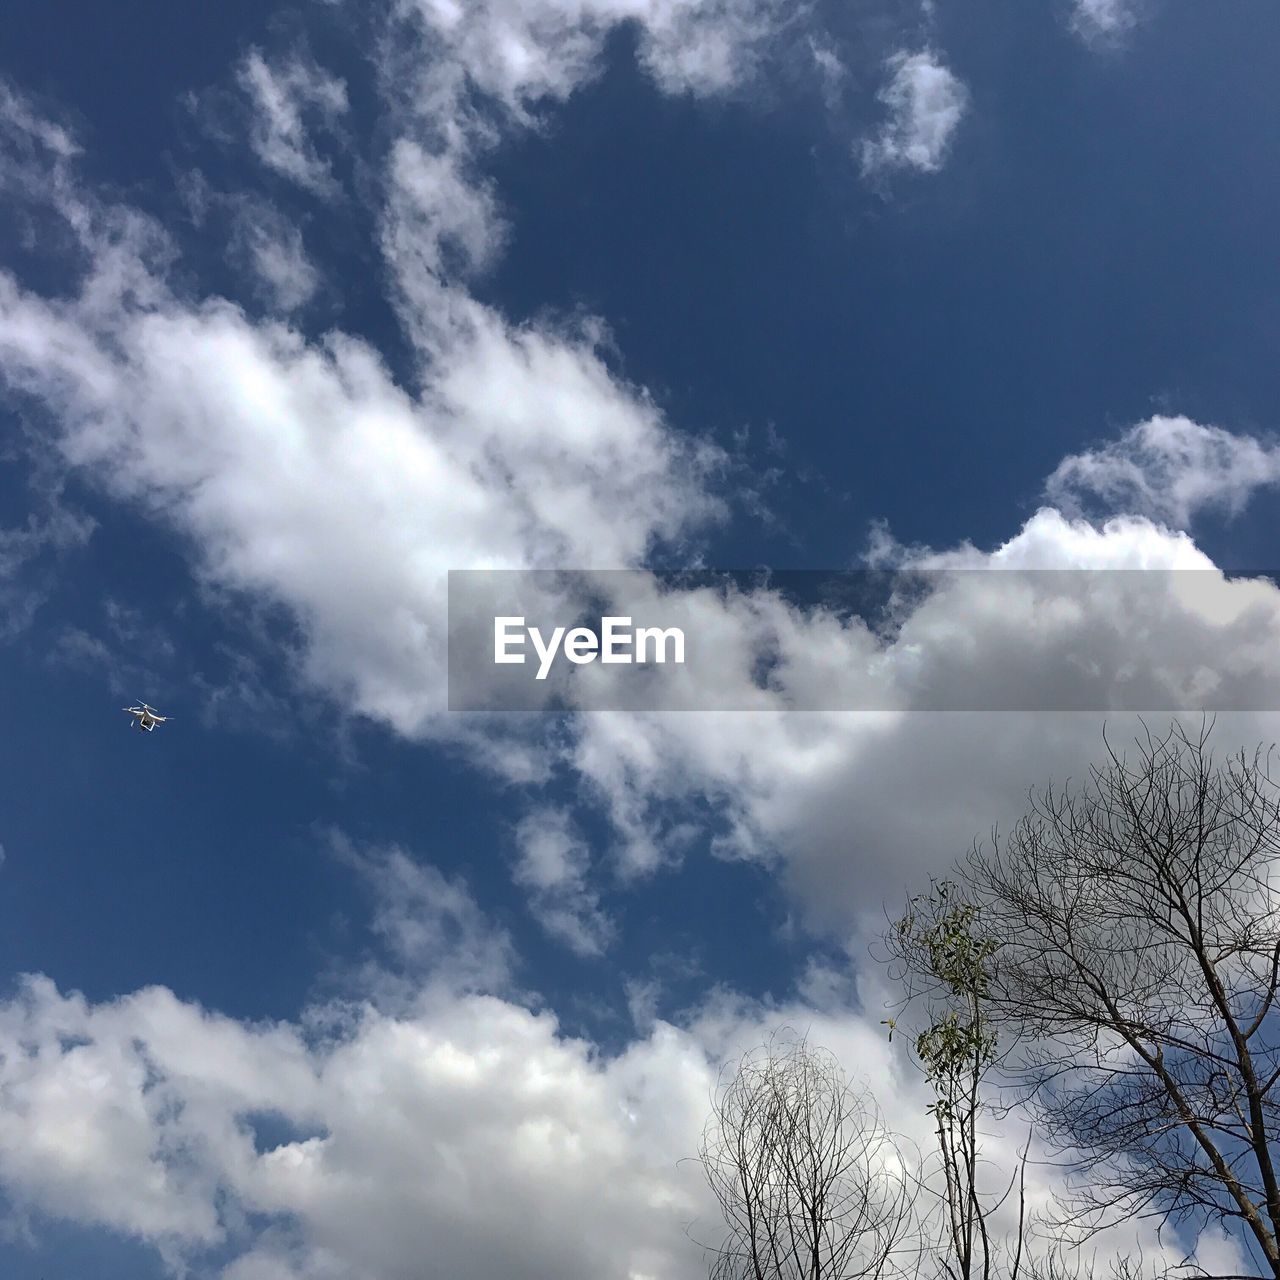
123,702,170,732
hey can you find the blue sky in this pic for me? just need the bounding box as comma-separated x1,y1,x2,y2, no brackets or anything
3,1,1280,1277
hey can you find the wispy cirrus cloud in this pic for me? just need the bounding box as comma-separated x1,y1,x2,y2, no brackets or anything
333,832,518,993
0,481,93,639
181,173,323,313
513,808,615,957
236,49,348,196
228,199,321,312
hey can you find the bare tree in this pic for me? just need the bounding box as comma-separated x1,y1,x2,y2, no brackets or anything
699,1032,917,1280
954,720,1280,1278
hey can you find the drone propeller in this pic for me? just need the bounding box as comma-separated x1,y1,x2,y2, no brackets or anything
122,702,169,722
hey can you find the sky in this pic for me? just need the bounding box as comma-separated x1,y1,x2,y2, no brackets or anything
2,0,1280,1277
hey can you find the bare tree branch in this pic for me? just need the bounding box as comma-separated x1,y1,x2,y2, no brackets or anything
699,1031,918,1280
953,720,1280,1277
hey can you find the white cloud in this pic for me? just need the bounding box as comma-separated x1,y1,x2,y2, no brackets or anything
0,86,722,741
0,491,94,638
394,0,784,117
1,152,1268,1249
0,971,1242,1280
236,51,348,196
375,0,794,351
0,82,77,162
561,508,1280,931
808,36,848,112
4,297,717,733
333,835,519,993
13,82,1280,964
0,962,930,1280
513,808,615,956
0,16,1261,1280
861,49,968,176
0,977,316,1251
379,135,509,347
1045,415,1280,528
231,201,322,312
629,0,784,97
1071,0,1142,43
180,174,323,313
0,974,720,1279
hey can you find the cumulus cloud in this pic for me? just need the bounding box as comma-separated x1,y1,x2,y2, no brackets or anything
1045,415,1280,528
0,963,933,1280
0,974,719,1279
629,0,785,97
380,135,510,344
0,977,316,1251
0,289,719,733
236,50,348,196
560,508,1280,931
0,969,1245,1280
861,49,968,176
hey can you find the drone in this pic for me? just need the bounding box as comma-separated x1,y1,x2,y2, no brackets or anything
123,702,170,732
